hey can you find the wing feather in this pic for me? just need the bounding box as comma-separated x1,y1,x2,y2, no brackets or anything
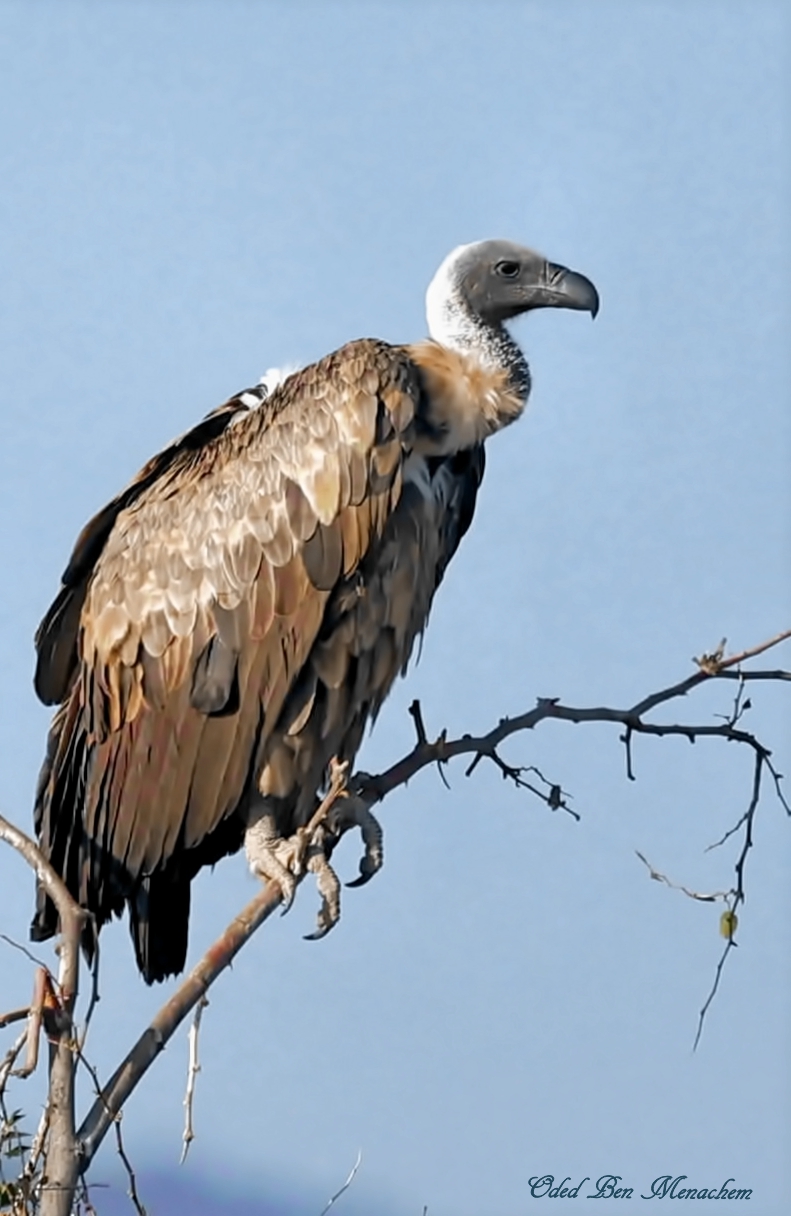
33,339,423,980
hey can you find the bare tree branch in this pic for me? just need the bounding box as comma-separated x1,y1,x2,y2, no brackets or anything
359,667,790,810
0,631,787,1210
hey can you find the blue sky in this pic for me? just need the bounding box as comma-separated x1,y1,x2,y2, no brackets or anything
0,3,788,1214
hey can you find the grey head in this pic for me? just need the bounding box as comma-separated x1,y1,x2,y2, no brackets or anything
426,238,599,400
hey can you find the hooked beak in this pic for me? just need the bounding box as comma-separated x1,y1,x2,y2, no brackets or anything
529,262,599,318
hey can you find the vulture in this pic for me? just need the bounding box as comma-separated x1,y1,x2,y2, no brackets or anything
31,240,598,983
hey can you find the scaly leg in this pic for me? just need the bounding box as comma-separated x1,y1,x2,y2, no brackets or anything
244,768,385,936
244,808,311,913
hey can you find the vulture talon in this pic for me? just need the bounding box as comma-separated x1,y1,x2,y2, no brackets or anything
340,797,383,890
346,854,379,888
303,846,341,940
303,922,332,943
345,874,369,890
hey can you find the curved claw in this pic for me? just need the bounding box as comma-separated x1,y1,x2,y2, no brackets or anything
345,803,383,888
303,921,334,942
279,881,296,916
346,857,379,889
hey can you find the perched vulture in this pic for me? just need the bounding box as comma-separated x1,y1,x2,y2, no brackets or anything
31,240,598,983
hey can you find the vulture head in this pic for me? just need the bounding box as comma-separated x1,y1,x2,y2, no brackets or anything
424,239,598,414
427,239,599,333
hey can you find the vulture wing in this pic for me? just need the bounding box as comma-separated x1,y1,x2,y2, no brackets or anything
32,338,482,980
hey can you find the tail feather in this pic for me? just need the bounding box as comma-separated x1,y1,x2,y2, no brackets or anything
129,868,192,984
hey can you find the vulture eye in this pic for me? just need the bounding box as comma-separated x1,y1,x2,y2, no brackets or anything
495,260,520,279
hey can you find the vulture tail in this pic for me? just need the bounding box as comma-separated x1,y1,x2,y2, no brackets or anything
129,869,191,985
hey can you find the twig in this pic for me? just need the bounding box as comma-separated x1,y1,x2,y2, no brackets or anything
0,1008,29,1031
114,1113,146,1216
0,818,85,1000
408,700,427,746
0,1031,27,1098
640,743,764,1049
622,725,635,781
693,939,736,1052
635,852,732,904
694,628,791,674
319,1148,362,1216
304,759,351,839
180,997,208,1164
0,934,51,971
78,933,101,1052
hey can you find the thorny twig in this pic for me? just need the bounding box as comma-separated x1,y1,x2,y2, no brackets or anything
180,997,209,1164
409,700,452,788
319,1148,362,1216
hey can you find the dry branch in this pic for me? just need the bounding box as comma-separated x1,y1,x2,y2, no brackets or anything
0,631,788,1209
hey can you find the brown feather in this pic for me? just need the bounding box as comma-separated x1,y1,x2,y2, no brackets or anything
30,336,488,983
302,520,344,591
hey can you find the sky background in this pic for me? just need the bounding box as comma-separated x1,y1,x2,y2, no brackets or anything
0,2,789,1214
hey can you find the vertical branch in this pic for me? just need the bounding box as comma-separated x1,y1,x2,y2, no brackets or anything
0,814,86,1216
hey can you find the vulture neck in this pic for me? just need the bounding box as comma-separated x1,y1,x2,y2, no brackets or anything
425,278,531,406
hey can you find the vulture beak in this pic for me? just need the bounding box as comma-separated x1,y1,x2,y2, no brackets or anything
529,262,600,318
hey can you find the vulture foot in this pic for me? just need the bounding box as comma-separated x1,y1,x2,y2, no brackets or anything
302,793,383,936
245,784,383,937
244,813,311,913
